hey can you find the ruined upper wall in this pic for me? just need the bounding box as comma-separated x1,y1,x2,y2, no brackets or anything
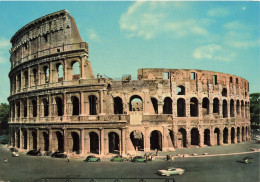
138,68,249,91
9,10,87,68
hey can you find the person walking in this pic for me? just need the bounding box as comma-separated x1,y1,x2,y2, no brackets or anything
67,156,70,163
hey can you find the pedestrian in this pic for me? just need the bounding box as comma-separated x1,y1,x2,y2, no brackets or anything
4,157,8,163
67,156,70,163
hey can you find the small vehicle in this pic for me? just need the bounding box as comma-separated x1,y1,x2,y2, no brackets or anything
51,152,67,158
131,156,148,163
243,157,253,164
85,155,101,162
158,167,185,176
10,147,18,152
27,150,42,156
12,152,19,157
110,155,124,162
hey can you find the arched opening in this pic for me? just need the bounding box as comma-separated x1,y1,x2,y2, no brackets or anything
16,102,20,118
17,74,21,91
150,130,162,151
177,86,185,95
32,131,37,150
24,71,28,87
222,88,227,97
32,99,37,117
223,100,228,118
57,64,64,82
72,61,80,80
241,101,244,117
23,100,27,117
177,98,186,117
214,128,220,145
129,95,143,111
130,130,144,151
32,68,37,86
169,130,174,147
213,98,219,114
237,127,240,143
72,96,80,116
42,99,49,117
71,132,80,154
202,98,209,115
223,128,228,144
55,97,63,116
23,130,27,149
242,127,245,141
230,100,234,117
177,128,187,148
89,132,99,154
55,131,64,152
151,97,158,114
43,66,49,83
190,97,198,117
246,126,248,140
108,132,120,154
204,129,210,146
43,132,49,151
89,95,97,115
114,97,123,114
191,128,199,146
163,97,172,114
236,100,240,115
231,128,235,144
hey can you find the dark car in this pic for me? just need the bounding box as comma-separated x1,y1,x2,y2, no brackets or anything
85,155,101,162
27,150,42,156
51,152,67,158
10,147,18,152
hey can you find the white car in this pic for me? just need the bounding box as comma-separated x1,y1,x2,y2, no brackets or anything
12,152,19,157
158,167,185,176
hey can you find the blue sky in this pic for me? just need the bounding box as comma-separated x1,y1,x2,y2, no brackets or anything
0,1,259,103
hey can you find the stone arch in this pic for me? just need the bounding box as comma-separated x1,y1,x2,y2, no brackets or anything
222,88,227,97
177,85,185,95
177,128,187,148
32,99,37,117
16,101,20,118
214,128,220,145
190,97,198,117
89,95,97,115
130,130,144,151
204,129,210,146
71,96,80,116
151,97,158,114
43,65,49,83
177,98,186,117
230,99,234,117
241,101,244,117
71,132,80,154
56,63,64,82
231,127,235,144
191,128,199,146
222,100,228,118
168,129,174,148
236,100,240,115
108,132,120,154
114,96,123,114
89,131,99,154
32,68,38,85
246,126,248,140
163,97,172,114
55,131,64,152
223,128,228,144
42,98,49,117
202,97,209,115
55,97,63,116
237,127,240,143
213,98,219,114
129,95,143,111
32,131,37,150
150,130,162,151
24,70,28,87
42,132,49,151
22,130,27,149
72,61,80,80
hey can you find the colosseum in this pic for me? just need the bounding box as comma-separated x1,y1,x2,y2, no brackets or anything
8,10,251,156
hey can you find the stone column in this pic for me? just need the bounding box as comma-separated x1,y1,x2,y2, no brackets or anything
99,91,104,114
27,129,30,150
37,96,40,122
100,128,104,155
162,126,168,151
80,128,85,155
227,128,231,144
219,100,223,117
36,129,39,150
20,70,24,91
19,128,22,149
174,129,178,148
64,59,67,81
198,102,203,118
80,92,85,115
63,128,68,153
227,101,230,118
199,128,204,147
49,62,53,83
37,65,41,86
234,129,237,144
144,127,150,152
186,128,191,147
158,101,163,115
219,129,223,145
49,128,53,152
48,95,52,120
186,99,190,117
209,102,213,115
121,128,126,156
28,67,31,88
85,134,90,154
80,56,86,79
63,93,67,121
27,98,30,121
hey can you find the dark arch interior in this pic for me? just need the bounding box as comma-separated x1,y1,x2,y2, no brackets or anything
163,97,172,114
130,130,144,151
150,130,162,151
89,132,99,154
114,97,123,114
109,132,119,154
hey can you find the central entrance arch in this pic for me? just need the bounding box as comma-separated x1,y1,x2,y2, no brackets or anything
108,132,119,154
71,132,80,154
55,131,64,152
191,128,199,146
130,130,144,151
150,130,162,151
89,132,99,154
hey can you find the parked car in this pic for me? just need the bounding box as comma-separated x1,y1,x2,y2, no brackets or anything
110,155,124,162
10,147,18,152
158,167,185,176
51,152,67,158
27,150,42,156
243,157,253,164
85,155,101,162
131,156,148,163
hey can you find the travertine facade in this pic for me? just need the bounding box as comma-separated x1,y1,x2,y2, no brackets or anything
8,10,250,156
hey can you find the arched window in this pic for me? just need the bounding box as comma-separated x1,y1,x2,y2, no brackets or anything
72,61,80,80
222,88,227,97
230,99,234,117
222,100,227,118
236,100,240,115
213,98,219,114
151,97,158,114
241,101,244,117
202,98,209,115
89,95,97,115
32,99,37,117
43,66,49,83
24,71,28,87
163,97,172,114
23,100,27,117
177,98,186,117
190,97,198,117
72,96,80,116
17,74,21,91
55,97,63,116
42,99,49,117
32,68,37,85
16,102,20,118
57,64,64,81
177,86,185,95
129,95,143,111
114,97,123,114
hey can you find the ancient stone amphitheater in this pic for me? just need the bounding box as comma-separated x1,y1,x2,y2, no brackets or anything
8,10,250,156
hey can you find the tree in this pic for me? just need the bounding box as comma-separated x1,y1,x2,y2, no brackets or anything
0,103,9,135
250,93,260,129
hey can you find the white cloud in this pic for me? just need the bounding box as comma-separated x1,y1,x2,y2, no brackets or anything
193,44,236,62
208,7,229,18
86,29,101,42
120,2,209,40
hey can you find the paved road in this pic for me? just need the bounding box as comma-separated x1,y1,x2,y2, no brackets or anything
0,145,259,182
